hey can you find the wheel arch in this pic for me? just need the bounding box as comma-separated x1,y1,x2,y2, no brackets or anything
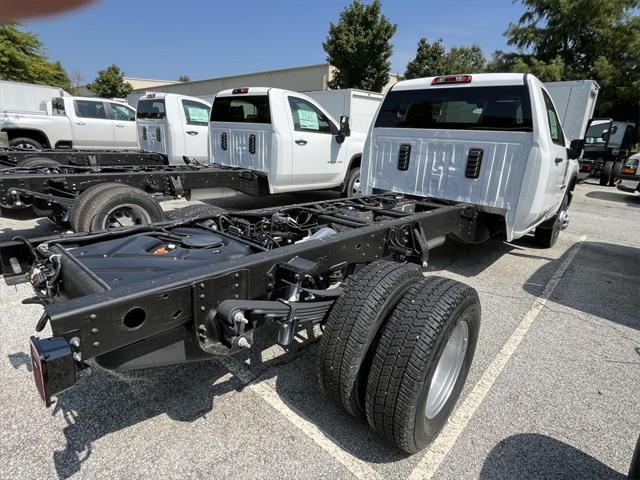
3,128,51,148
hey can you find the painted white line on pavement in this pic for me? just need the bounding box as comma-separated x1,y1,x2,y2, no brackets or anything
221,356,380,480
409,235,587,480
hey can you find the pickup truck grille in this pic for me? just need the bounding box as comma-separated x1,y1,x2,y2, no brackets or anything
221,132,227,151
465,148,483,178
398,144,411,171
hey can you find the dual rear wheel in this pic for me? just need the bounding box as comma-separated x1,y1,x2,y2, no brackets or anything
318,260,481,453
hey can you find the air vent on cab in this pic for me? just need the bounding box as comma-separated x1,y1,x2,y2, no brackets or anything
221,132,227,151
249,134,256,154
465,148,483,178
398,144,411,171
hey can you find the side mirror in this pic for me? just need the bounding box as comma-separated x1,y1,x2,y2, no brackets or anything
568,138,584,160
601,131,610,142
336,115,351,144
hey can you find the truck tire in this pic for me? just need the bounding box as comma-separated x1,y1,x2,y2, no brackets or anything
9,137,43,150
343,167,362,198
69,183,123,232
17,157,60,168
600,161,613,186
365,276,480,454
72,184,164,232
534,194,569,249
612,161,622,184
165,203,226,221
318,260,423,418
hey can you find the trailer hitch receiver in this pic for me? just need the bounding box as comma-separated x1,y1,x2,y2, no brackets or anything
29,336,77,407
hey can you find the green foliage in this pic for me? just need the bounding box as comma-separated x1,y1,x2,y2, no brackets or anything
178,75,191,82
323,0,397,92
404,38,486,79
87,65,133,98
0,23,70,90
500,0,640,121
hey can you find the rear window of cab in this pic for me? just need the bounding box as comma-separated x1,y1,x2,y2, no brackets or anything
375,85,533,132
211,95,271,124
136,99,166,120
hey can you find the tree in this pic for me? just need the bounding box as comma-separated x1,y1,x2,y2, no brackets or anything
323,0,397,92
500,0,640,121
405,39,486,79
87,64,133,98
0,23,70,90
404,38,446,79
178,75,190,82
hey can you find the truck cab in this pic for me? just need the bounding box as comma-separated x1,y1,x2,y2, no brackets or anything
136,93,211,165
362,73,588,244
210,87,376,195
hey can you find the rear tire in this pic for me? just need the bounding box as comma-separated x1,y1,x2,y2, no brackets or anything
17,157,60,168
600,161,613,186
71,183,164,232
9,137,43,150
534,194,568,248
318,260,423,418
365,276,480,454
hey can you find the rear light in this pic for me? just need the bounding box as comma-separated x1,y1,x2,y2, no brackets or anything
146,93,156,98
30,336,77,407
431,75,472,85
622,165,638,175
232,88,249,94
580,163,592,172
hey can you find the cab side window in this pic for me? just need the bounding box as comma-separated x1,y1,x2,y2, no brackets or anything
52,97,66,116
74,100,107,119
111,103,136,121
288,97,332,134
182,100,210,126
542,90,565,146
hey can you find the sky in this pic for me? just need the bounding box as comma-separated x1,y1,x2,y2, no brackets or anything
24,0,527,85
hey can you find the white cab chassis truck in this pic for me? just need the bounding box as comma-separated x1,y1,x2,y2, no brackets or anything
136,92,211,165
210,87,379,196
0,80,138,151
363,73,591,247
2,74,593,455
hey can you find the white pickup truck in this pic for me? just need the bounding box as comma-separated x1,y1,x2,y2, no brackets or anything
363,72,592,247
0,80,138,150
210,87,381,196
135,92,211,165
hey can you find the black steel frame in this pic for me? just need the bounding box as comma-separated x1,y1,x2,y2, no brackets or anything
0,148,167,168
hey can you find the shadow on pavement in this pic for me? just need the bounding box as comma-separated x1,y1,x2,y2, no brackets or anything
524,240,640,330
585,190,640,206
480,433,625,480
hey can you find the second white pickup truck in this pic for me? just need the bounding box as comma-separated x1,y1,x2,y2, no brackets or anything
210,87,382,196
0,80,138,150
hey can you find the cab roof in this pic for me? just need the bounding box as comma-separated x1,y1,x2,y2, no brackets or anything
216,87,274,97
392,73,528,91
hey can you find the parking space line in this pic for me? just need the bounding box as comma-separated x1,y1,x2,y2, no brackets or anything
221,357,380,480
408,235,587,480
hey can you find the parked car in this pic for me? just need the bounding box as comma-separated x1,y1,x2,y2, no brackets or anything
580,119,637,185
0,80,138,150
210,87,382,196
615,152,640,194
136,92,211,165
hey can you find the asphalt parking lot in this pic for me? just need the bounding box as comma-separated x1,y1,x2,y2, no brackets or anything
0,181,638,480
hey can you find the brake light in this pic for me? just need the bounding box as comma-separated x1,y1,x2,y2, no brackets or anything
29,336,77,407
146,93,156,98
232,88,249,94
431,75,472,85
580,164,592,172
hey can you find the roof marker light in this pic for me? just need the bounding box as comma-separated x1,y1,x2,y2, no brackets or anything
431,75,472,85
232,88,249,94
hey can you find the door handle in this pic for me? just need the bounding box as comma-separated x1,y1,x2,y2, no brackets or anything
76,121,86,126
186,131,198,135
555,157,563,164
115,124,124,128
295,139,307,145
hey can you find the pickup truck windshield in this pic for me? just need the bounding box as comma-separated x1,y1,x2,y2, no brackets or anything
375,86,533,132
211,96,271,124
137,99,166,120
